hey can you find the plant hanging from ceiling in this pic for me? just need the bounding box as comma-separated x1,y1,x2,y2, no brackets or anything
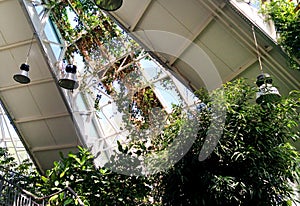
46,0,137,63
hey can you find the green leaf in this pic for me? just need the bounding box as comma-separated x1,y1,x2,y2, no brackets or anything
41,176,48,183
49,194,59,203
64,198,73,205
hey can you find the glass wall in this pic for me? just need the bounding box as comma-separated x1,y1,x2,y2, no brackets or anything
24,0,200,166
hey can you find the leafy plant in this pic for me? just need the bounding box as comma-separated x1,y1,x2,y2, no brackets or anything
106,78,300,205
157,79,300,205
34,146,152,206
2,0,299,204
1,79,300,205
261,0,300,69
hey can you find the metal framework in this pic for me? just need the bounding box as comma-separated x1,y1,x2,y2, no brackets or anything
21,0,200,167
0,103,30,164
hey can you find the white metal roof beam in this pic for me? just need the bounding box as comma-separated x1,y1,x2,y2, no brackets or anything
0,0,12,3
203,0,300,88
0,78,55,92
128,0,153,32
0,39,36,51
168,3,227,66
15,112,70,123
31,143,79,152
224,58,257,82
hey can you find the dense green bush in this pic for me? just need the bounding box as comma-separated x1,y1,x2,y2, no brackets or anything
1,79,299,205
157,79,300,205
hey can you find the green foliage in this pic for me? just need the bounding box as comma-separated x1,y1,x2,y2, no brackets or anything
0,147,16,169
99,78,300,205
1,79,300,205
46,0,135,62
261,0,300,69
157,79,300,205
2,0,299,205
0,146,152,205
0,147,40,201
34,146,152,206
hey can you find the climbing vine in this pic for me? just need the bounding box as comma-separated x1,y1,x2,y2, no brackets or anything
261,0,300,68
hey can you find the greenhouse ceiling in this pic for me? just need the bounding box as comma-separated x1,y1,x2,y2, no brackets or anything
109,0,300,94
0,0,82,172
0,0,299,172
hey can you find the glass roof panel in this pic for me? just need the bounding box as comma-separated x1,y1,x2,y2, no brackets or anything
0,102,31,164
7,0,201,167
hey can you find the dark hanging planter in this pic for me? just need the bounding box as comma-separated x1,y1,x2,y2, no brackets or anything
255,73,281,105
94,0,123,11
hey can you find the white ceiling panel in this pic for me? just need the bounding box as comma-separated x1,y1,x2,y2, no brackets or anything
196,20,255,72
110,0,300,94
114,0,150,29
193,41,235,80
157,0,211,33
0,0,33,44
29,82,68,116
173,46,234,90
172,59,206,89
0,31,6,46
0,50,19,87
1,87,42,119
0,0,85,172
18,120,56,147
137,1,192,37
46,116,79,145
